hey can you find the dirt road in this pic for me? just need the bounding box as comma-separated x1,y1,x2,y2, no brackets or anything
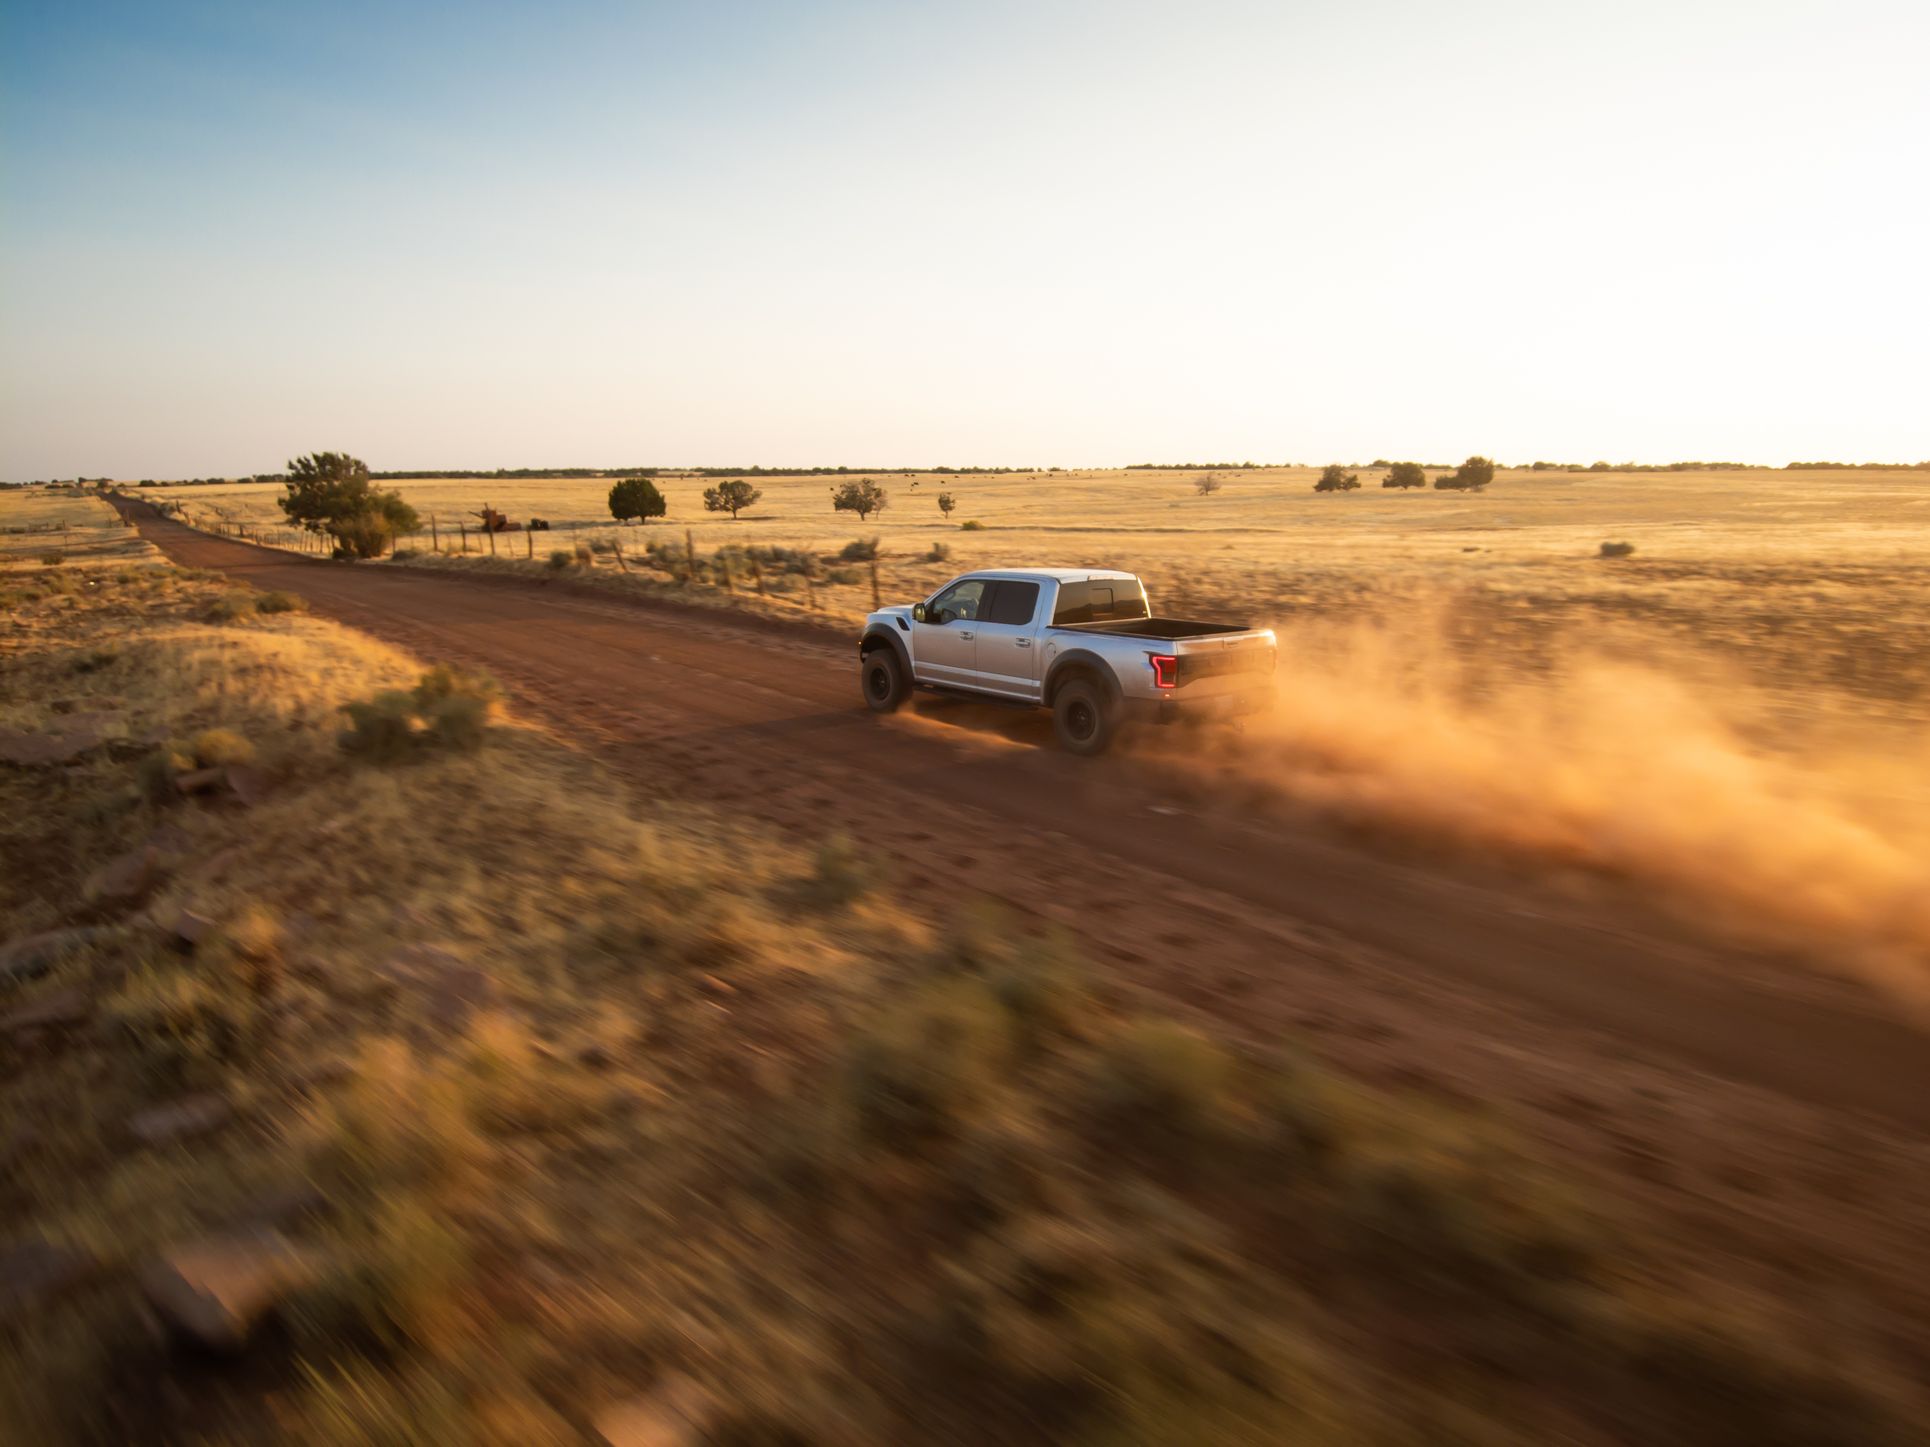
110,497,1930,1352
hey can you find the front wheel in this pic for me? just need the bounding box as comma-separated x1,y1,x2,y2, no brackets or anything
861,647,909,713
1052,678,1116,756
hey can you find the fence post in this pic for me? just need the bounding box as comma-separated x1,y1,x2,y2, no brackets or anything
805,567,816,611
487,523,496,556
685,527,697,585
719,554,734,594
525,529,532,560
430,513,440,553
751,559,766,596
870,555,881,609
458,520,468,553
610,535,628,573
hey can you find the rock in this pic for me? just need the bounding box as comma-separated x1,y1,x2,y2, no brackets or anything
127,1093,233,1147
0,723,105,768
174,766,227,796
0,988,91,1036
139,1229,323,1350
593,1375,715,1447
0,926,116,991
224,765,271,806
157,905,217,950
88,845,163,904
375,944,497,1030
0,1240,99,1325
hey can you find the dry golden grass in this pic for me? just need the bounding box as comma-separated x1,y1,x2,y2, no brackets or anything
116,468,1930,988
5,509,1925,1443
145,465,1930,707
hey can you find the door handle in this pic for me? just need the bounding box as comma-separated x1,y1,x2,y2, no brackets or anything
1015,638,1032,648
959,630,974,640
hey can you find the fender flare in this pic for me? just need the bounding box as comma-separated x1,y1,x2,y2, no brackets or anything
1043,648,1124,707
860,626,913,678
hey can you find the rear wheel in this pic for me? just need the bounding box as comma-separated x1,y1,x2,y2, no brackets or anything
1053,677,1116,756
861,647,909,713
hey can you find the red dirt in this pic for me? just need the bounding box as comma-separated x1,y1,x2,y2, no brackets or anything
113,497,1930,1376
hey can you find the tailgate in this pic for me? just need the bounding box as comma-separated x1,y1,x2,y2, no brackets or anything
1172,632,1276,693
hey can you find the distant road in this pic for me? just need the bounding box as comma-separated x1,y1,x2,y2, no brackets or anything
110,495,1930,1137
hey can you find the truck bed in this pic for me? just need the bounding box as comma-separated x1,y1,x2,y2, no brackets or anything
1054,618,1255,641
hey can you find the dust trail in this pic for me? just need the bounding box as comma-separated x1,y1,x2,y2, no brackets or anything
1168,607,1930,999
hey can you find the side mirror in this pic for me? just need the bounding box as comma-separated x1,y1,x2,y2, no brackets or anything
912,603,928,623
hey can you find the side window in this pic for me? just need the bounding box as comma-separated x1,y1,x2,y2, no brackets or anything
983,581,1040,626
1051,581,1089,625
927,579,986,623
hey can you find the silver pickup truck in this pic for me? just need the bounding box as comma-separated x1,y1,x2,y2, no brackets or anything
858,568,1276,754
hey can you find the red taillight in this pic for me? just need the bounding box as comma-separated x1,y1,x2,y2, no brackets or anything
1149,654,1177,689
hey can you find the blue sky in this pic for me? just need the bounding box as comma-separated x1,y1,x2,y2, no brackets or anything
3,0,1927,477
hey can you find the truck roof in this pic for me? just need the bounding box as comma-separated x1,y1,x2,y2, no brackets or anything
959,567,1137,584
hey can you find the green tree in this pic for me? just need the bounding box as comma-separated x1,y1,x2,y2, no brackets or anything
830,477,888,522
1313,465,1361,493
936,490,957,518
608,476,667,524
701,479,762,519
1434,456,1497,491
1381,462,1426,489
278,452,418,557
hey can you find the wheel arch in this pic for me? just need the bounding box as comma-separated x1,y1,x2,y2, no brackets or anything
1043,649,1121,707
860,627,912,675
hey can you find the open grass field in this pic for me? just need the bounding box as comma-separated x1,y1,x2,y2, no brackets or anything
123,467,1930,986
9,489,1930,1444
136,465,1930,712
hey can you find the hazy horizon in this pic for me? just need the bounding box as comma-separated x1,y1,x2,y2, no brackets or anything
5,0,1927,479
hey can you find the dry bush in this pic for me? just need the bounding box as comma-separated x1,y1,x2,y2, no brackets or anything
257,589,307,613
205,590,258,623
339,667,500,762
191,726,254,767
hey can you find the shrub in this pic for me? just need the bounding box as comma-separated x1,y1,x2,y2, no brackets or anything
39,552,65,566
339,668,500,761
191,727,254,768
960,519,985,531
801,834,879,909
548,549,574,571
390,547,419,561
338,690,421,763
1085,1019,1234,1148
257,590,306,614
1382,462,1426,489
573,541,594,566
330,511,399,559
839,536,881,563
826,567,862,585
1314,465,1361,493
139,743,195,800
1600,541,1636,558
936,491,957,517
1194,474,1223,496
927,541,953,563
205,591,258,623
845,980,1012,1151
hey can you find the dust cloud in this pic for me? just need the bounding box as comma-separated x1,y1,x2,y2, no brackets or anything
1177,608,1930,999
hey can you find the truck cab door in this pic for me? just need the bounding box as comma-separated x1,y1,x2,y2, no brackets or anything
971,580,1044,699
911,578,986,685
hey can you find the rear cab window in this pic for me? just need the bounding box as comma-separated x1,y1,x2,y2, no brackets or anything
1051,577,1149,625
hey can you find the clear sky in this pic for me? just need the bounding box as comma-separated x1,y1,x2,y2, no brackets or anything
3,0,1926,478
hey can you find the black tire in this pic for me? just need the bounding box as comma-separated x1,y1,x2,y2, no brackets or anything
861,646,909,713
1052,677,1116,756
